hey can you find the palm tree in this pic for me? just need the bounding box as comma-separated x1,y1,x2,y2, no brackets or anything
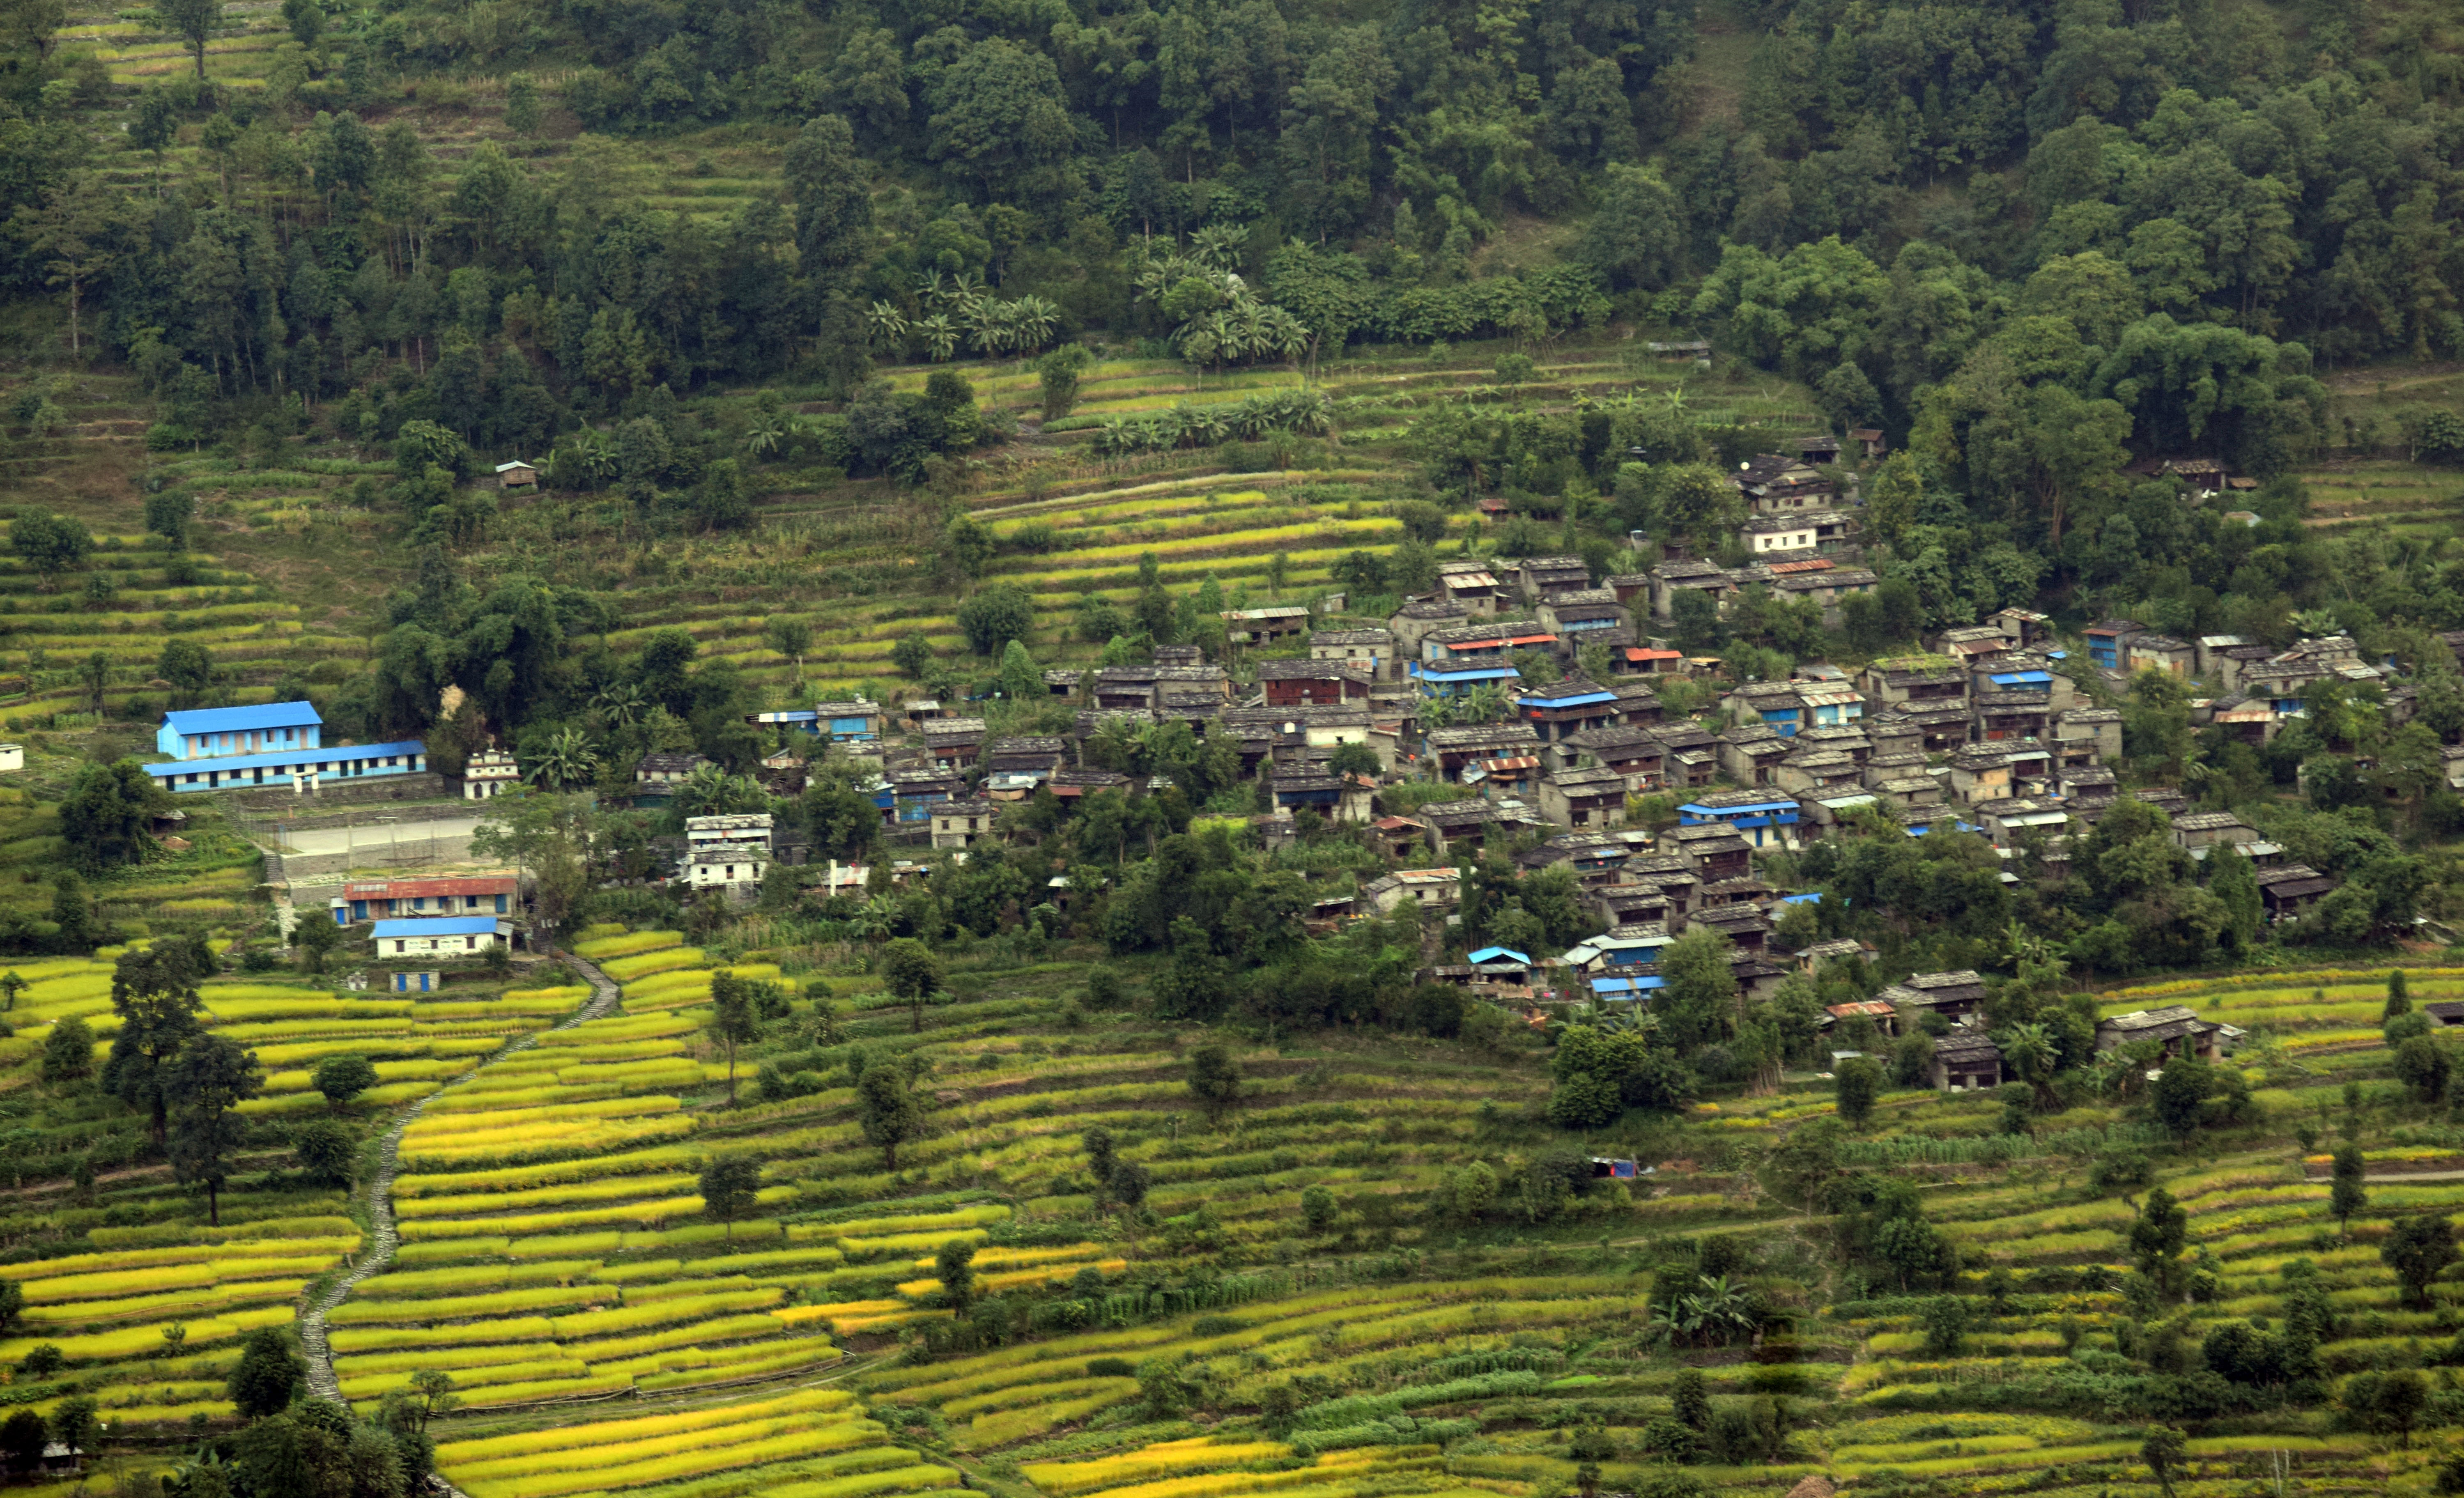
864,301,909,352
590,682,646,728
526,727,597,790
1997,1022,2059,1110
1012,296,1059,353
744,410,787,457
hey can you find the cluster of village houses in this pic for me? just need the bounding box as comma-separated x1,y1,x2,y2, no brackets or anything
145,449,2443,1080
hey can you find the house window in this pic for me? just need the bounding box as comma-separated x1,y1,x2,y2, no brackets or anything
465,936,476,950
725,866,736,879
395,940,407,953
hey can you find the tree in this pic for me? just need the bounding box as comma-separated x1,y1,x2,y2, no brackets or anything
892,631,933,678
957,583,1034,656
0,1410,44,1475
699,1154,761,1239
2382,1214,2457,1310
2128,1187,2189,1297
1186,1043,1243,1125
0,972,24,1012
1082,1125,1117,1200
11,508,91,588
857,1064,923,1170
999,638,1043,702
2149,1055,2211,1140
60,758,169,872
707,972,761,1103
1670,1367,1709,1431
48,1397,96,1465
104,940,208,1148
935,1238,976,1307
2140,1427,2186,1498
2332,1143,2367,1237
297,915,340,975
159,0,219,76
292,1118,354,1187
408,1369,461,1428
883,939,942,1034
313,1053,377,1110
1108,1160,1150,1210
41,1015,92,1086
167,1032,262,1226
1301,1184,1335,1232
14,177,127,356
228,1327,305,1419
2388,969,2411,1018
2396,1034,2452,1105
1835,1056,1882,1128
159,637,212,694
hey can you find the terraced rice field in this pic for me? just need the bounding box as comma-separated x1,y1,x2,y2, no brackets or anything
0,955,579,1428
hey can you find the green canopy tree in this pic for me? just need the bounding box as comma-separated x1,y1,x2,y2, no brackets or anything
103,940,209,1148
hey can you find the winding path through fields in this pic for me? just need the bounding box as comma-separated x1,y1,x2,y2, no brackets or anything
298,954,625,1402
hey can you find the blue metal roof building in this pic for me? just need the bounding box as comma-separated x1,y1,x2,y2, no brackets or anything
1410,662,1521,698
144,739,428,793
158,701,322,761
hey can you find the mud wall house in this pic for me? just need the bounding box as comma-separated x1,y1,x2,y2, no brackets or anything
1881,970,1988,1026
1554,725,1668,787
2094,1005,2238,1061
1259,658,1374,708
1774,564,1877,626
1220,604,1312,643
1420,800,1501,857
2257,864,2339,921
1361,868,1463,915
1517,831,1635,886
1043,669,1085,700
1774,748,1863,798
1648,561,1733,621
890,769,964,829
1094,664,1163,710
1931,1030,2004,1091
1310,627,1398,682
1424,724,1542,782
1718,725,1796,787
1433,562,1504,614
2126,634,2195,676
931,798,996,850
1689,902,1772,952
922,718,988,771
1536,589,1630,641
2171,811,2260,851
1732,454,1836,512
1652,723,1720,787
1537,766,1628,829
1973,796,2068,848
631,751,706,806
1388,600,1470,658
2053,708,2122,765
1507,555,1592,605
1860,660,1969,714
1668,822,1753,882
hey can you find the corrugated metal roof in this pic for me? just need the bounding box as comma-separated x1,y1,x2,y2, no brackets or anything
371,917,498,937
164,702,323,735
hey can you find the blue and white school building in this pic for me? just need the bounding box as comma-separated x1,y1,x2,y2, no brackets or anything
145,702,429,794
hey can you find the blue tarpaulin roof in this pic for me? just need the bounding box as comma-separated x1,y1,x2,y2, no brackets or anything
1681,799,1798,815
372,917,497,938
1989,671,2054,685
1517,690,1617,708
1591,975,1669,995
164,702,323,735
1781,892,1822,905
1466,946,1533,965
